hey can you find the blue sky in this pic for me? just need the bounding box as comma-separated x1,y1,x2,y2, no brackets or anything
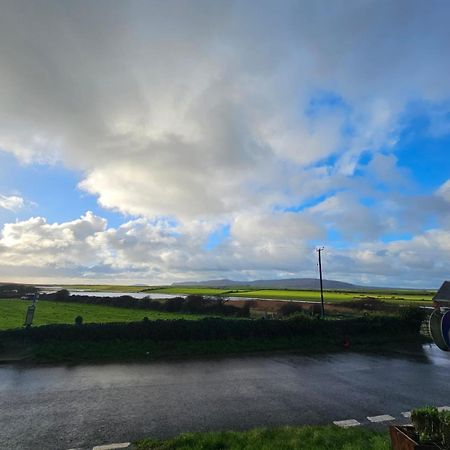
0,152,126,227
0,0,449,287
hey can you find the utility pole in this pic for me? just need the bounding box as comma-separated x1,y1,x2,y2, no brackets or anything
317,247,325,318
24,292,39,328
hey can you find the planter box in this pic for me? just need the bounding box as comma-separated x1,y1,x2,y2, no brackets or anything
389,426,441,450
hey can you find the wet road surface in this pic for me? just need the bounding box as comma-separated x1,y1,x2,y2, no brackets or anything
1,344,450,449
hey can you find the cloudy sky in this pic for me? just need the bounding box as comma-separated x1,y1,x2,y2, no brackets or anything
0,0,449,287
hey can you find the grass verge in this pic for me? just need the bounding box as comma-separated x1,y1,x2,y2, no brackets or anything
135,425,391,450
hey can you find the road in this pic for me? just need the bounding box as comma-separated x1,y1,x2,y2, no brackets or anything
1,344,449,449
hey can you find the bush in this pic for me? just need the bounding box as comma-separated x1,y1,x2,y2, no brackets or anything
74,315,83,326
0,283,38,298
0,314,422,345
399,306,427,326
411,407,450,447
55,289,71,301
165,296,185,312
441,411,450,449
279,302,304,317
39,291,250,317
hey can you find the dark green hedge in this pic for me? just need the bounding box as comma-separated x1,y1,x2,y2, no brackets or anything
0,313,423,344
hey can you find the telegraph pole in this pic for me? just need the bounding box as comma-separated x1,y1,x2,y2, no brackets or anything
317,247,325,318
24,292,39,328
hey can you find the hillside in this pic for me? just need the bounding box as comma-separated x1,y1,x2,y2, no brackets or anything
172,278,363,290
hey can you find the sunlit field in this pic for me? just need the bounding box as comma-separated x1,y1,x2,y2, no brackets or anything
149,287,434,304
53,284,436,305
0,299,210,330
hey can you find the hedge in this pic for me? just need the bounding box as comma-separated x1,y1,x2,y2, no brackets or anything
0,312,423,344
39,290,249,317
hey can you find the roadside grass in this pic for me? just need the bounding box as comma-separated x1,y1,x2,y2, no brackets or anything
0,299,210,330
135,425,391,450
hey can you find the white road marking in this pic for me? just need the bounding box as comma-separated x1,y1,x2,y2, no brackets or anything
367,414,395,423
92,443,131,450
438,406,450,412
401,411,411,418
333,419,361,427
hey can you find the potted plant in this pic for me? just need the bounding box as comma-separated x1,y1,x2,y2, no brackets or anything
390,407,450,449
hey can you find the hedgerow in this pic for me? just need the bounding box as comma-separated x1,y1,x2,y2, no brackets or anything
0,313,423,344
39,290,249,317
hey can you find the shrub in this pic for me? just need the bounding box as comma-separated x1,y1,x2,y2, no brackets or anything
412,407,443,444
399,306,428,333
183,294,204,312
0,314,422,345
164,296,185,312
39,291,250,318
413,407,450,448
279,302,304,317
441,411,450,449
74,315,83,326
56,289,71,301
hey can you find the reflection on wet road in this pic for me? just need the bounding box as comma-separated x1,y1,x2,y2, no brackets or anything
1,344,449,449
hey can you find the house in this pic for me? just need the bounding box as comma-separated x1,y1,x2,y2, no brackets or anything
433,281,450,308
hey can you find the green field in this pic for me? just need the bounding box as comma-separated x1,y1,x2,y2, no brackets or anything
150,287,434,304
0,299,209,330
55,284,435,304
57,284,150,293
145,286,237,296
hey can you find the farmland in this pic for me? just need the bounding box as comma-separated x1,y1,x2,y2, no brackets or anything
57,284,436,304
148,287,435,304
57,284,150,293
0,299,210,331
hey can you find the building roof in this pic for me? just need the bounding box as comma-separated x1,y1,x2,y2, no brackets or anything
433,281,450,302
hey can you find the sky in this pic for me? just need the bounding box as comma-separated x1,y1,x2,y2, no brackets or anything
0,0,450,288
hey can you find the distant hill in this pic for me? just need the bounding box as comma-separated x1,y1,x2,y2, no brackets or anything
171,278,364,290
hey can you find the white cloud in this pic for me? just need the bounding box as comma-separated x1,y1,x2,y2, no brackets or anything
0,194,25,212
0,1,449,285
0,211,448,287
0,212,106,267
437,180,450,203
0,0,449,221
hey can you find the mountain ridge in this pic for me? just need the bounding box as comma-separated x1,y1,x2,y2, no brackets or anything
171,277,367,290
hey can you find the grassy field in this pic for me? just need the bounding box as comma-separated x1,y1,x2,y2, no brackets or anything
56,284,151,293
0,299,209,330
135,425,390,450
55,284,435,304
145,286,237,296
150,286,434,304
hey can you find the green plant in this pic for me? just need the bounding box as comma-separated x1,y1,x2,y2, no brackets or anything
411,407,443,444
135,424,391,450
74,315,83,325
440,411,450,449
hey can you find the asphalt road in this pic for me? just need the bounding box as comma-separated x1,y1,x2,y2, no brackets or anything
1,344,450,449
